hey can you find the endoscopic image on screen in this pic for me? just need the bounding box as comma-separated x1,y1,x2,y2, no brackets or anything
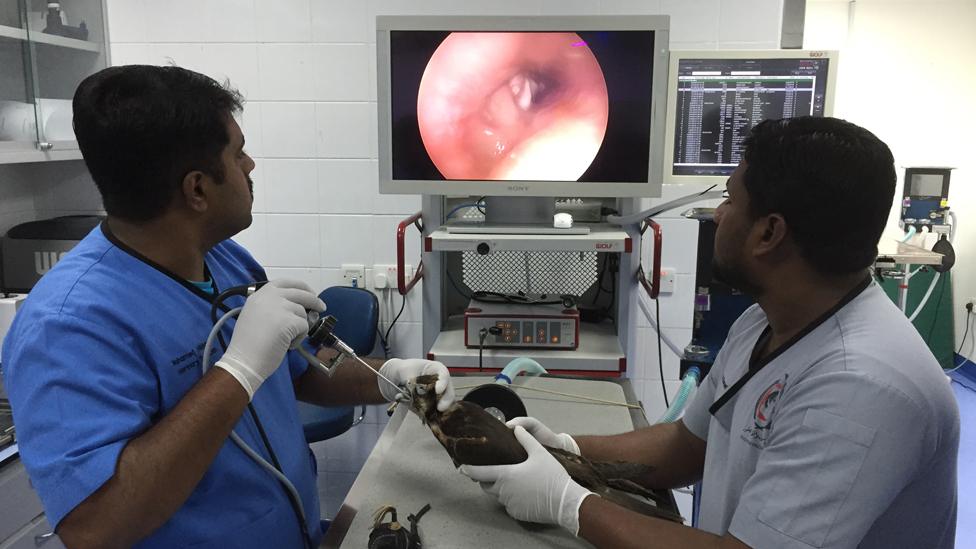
390,30,654,183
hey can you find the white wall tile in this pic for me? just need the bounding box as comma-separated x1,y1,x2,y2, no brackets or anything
373,191,421,215
261,102,318,158
142,0,210,42
256,0,312,43
265,214,322,267
105,0,148,43
641,379,683,420
671,40,720,50
717,40,781,50
370,215,420,266
312,45,371,101
109,44,150,66
206,0,258,43
639,325,689,380
368,42,377,102
539,0,602,14
369,102,378,158
321,268,345,288
103,0,787,386
719,0,782,44
371,280,423,323
148,44,260,99
656,217,700,274
315,103,373,158
264,159,319,213
311,0,371,43
320,215,374,268
600,0,663,14
661,0,721,43
265,267,323,291
256,45,316,101
386,320,422,359
444,0,544,16
240,102,265,157
249,160,268,213
234,214,269,265
318,160,375,214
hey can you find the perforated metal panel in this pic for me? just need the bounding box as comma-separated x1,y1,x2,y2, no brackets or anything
461,250,598,296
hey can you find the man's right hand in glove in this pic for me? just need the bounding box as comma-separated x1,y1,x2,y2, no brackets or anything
215,279,325,399
506,416,580,455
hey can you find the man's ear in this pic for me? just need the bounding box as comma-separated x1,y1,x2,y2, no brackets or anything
752,213,789,258
181,170,209,213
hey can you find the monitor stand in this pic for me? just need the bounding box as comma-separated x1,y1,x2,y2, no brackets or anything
445,197,591,235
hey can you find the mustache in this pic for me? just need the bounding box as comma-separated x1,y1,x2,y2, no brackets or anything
247,174,254,197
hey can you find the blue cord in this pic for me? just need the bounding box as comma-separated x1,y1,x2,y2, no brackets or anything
445,202,485,220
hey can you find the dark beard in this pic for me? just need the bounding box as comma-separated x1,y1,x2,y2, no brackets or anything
711,257,762,297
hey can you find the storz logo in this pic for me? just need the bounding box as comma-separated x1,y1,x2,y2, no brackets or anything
34,251,67,275
506,185,529,192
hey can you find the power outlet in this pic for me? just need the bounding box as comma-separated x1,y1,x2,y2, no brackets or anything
659,267,676,294
341,264,365,288
372,264,413,291
967,298,975,312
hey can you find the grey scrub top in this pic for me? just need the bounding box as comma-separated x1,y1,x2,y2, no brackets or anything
682,282,959,549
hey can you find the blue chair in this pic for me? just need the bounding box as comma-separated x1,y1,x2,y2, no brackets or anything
297,286,379,443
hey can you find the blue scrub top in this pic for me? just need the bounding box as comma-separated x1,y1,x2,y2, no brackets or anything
1,224,321,548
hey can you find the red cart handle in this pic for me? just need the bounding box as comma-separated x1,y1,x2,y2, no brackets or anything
397,212,424,295
637,217,662,300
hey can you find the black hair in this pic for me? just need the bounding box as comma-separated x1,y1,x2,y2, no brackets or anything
742,116,896,275
72,65,244,222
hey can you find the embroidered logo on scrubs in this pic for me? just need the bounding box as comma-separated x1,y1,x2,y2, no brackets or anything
740,374,788,449
753,380,783,429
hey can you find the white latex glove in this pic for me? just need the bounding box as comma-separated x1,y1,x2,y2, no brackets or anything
460,426,595,535
507,416,580,455
215,279,325,400
377,358,456,411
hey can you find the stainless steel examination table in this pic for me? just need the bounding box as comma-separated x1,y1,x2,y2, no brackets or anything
321,374,679,548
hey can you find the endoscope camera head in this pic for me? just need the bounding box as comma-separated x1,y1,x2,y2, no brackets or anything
307,314,338,347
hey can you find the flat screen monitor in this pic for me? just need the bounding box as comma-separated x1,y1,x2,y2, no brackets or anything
664,50,838,185
377,16,670,197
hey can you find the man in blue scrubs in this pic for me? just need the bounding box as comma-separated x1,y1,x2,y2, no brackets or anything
1,65,455,548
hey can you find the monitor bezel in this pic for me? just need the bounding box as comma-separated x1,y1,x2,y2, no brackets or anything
376,15,670,197
663,49,839,186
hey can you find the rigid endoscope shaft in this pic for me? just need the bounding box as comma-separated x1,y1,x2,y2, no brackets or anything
331,338,411,402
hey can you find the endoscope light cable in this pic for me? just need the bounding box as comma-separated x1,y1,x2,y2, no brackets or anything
203,307,313,549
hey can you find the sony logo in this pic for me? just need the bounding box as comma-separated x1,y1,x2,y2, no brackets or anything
34,251,67,275
507,185,529,192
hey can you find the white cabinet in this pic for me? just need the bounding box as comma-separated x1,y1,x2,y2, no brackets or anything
0,0,109,164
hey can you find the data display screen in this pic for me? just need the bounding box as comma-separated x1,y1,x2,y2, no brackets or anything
671,57,831,177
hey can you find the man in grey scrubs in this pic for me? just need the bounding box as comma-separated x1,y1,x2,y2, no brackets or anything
461,117,960,548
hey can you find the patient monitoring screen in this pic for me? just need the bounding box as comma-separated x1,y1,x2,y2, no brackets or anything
389,30,655,183
672,57,831,177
